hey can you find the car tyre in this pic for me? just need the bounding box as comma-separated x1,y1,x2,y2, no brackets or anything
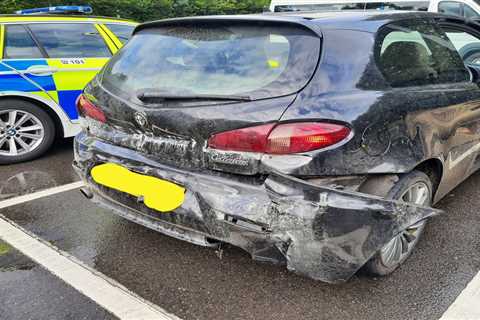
0,99,55,165
361,170,433,276
459,43,480,65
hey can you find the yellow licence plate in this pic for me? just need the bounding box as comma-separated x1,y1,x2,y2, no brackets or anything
91,163,185,213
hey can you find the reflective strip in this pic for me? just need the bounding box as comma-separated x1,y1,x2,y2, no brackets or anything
0,17,134,23
31,90,59,104
95,24,118,54
2,57,107,61
1,57,107,120
57,90,82,119
99,24,123,48
0,24,4,60
47,58,108,91
0,71,17,76
56,67,101,72
0,60,56,93
1,56,108,121
4,67,102,74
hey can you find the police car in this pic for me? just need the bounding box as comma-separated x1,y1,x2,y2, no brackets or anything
0,6,136,164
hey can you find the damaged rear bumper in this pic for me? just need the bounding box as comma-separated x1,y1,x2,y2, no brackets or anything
73,132,441,283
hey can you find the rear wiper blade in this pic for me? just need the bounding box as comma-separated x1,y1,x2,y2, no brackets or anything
137,91,253,102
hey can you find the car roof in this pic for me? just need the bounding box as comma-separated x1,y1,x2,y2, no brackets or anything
0,14,136,24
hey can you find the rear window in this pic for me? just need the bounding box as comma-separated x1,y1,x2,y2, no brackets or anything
101,23,321,101
4,25,43,59
105,24,135,44
376,20,469,87
464,4,480,18
438,1,462,16
28,23,111,58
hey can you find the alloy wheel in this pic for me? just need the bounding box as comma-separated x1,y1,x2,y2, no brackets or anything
0,109,45,157
379,182,430,269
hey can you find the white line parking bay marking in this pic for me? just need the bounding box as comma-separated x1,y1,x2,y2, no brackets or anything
0,216,180,320
440,271,480,320
0,181,85,210
0,183,181,320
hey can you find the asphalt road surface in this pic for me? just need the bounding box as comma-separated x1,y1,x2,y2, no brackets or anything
0,140,479,320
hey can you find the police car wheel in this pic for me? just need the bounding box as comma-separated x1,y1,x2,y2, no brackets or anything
0,100,55,164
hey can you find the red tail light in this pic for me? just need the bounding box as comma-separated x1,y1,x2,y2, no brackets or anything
208,122,351,154
208,124,275,153
77,94,106,123
266,122,351,154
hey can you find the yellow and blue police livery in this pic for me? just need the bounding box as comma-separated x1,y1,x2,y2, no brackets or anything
0,6,136,164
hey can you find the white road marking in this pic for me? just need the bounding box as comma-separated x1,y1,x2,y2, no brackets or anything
0,215,181,320
448,141,480,170
0,181,85,210
440,271,480,320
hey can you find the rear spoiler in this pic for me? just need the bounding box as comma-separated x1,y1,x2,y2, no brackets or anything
133,14,323,37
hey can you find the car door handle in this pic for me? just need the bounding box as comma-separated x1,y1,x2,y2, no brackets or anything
24,65,58,76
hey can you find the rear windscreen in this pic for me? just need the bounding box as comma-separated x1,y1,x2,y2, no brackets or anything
101,22,321,101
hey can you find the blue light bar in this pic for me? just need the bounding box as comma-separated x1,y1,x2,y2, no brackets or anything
15,5,93,15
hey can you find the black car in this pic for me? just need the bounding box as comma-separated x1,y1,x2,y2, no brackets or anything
74,11,480,283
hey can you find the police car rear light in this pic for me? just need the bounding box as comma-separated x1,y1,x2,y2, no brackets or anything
15,6,93,15
77,94,106,123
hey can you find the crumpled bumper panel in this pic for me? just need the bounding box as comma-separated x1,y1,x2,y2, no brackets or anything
264,174,440,282
74,132,441,283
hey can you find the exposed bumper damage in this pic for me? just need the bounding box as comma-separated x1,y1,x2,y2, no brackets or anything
74,132,441,283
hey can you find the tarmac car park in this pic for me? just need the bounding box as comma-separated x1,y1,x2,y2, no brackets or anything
0,7,136,164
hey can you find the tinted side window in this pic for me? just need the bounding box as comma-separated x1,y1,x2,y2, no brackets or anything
105,24,135,44
28,23,111,58
4,25,43,59
438,1,462,16
377,20,469,87
463,4,480,18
